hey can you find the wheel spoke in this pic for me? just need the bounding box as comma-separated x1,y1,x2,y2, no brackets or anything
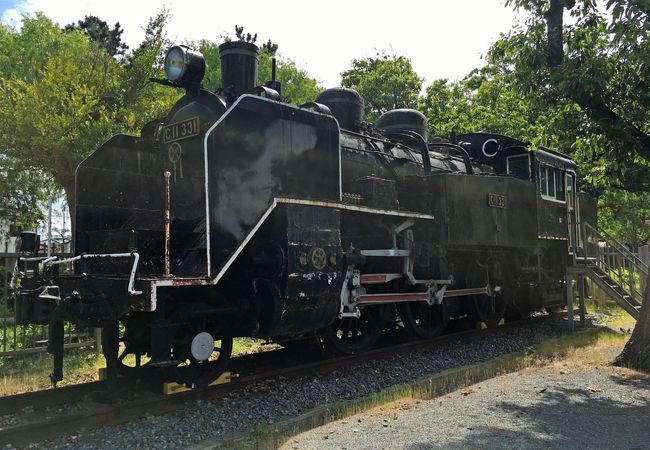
344,318,353,341
401,301,449,339
325,306,385,354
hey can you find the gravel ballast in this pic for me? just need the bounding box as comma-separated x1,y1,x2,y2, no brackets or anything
32,319,581,449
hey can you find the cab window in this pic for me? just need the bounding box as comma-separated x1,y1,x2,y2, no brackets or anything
539,165,565,202
506,154,530,179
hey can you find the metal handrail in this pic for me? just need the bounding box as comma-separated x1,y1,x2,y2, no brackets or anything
26,251,143,296
583,222,649,273
580,222,645,304
597,252,642,300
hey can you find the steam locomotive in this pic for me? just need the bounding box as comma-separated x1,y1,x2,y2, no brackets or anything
15,40,594,389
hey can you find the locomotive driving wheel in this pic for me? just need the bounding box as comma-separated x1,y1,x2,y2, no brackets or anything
171,328,233,389
117,347,151,379
117,318,151,379
399,300,450,339
323,305,388,355
473,290,507,328
504,284,531,321
469,259,507,328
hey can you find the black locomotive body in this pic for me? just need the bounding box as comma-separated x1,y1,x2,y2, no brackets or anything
15,41,592,388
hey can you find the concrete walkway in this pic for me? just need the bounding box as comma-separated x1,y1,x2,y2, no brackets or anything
282,357,650,449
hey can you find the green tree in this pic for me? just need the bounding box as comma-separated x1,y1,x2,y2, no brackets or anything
598,190,650,249
0,12,177,228
496,0,650,190
341,52,423,122
420,71,543,142
0,157,49,232
65,15,128,57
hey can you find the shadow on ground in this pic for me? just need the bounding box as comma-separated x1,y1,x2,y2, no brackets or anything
405,371,650,450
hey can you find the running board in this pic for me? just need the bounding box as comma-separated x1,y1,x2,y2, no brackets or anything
360,249,410,257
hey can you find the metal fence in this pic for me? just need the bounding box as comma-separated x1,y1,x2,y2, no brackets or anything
0,253,97,358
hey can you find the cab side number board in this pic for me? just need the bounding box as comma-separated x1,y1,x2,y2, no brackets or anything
163,117,199,143
488,193,507,208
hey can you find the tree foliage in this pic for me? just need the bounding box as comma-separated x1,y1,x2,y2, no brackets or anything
496,0,650,191
598,190,650,248
234,25,257,44
65,15,128,58
0,157,49,231
0,12,177,217
420,71,542,141
341,52,423,122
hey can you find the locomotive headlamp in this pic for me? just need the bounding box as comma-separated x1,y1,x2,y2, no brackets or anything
163,45,206,89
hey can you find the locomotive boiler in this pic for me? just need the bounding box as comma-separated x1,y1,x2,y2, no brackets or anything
14,40,592,389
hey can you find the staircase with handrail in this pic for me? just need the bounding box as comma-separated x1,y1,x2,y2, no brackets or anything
569,222,647,319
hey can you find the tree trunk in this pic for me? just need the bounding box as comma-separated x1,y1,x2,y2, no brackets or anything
544,0,567,68
615,270,650,371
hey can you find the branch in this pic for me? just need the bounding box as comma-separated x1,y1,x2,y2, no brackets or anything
543,0,650,162
572,88,650,162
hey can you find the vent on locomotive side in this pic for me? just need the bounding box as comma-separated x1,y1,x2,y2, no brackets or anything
375,109,428,146
315,87,365,131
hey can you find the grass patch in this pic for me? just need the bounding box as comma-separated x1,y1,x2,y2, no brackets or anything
530,326,625,360
0,337,276,396
586,300,637,331
215,328,620,450
0,349,103,396
534,328,628,369
233,337,278,356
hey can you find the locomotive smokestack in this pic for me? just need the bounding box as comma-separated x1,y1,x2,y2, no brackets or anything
219,41,259,101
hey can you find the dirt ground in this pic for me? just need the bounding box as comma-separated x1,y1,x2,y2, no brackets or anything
282,340,650,450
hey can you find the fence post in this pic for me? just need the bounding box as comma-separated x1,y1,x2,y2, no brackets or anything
2,256,7,353
578,274,586,327
94,328,102,354
566,274,574,332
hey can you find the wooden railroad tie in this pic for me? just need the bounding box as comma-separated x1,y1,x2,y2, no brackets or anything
97,369,235,395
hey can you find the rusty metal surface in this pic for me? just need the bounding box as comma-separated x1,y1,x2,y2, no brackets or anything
163,171,172,277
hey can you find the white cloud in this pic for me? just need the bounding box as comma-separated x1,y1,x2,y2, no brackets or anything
1,0,527,87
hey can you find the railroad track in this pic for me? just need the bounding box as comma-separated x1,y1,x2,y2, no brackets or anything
0,313,573,448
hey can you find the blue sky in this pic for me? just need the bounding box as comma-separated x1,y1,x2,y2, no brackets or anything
0,0,527,87
0,0,16,10
0,0,22,19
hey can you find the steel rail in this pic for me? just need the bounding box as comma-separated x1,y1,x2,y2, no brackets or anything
0,313,572,448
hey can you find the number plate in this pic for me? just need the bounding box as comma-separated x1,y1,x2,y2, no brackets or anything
488,193,507,208
162,117,199,144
